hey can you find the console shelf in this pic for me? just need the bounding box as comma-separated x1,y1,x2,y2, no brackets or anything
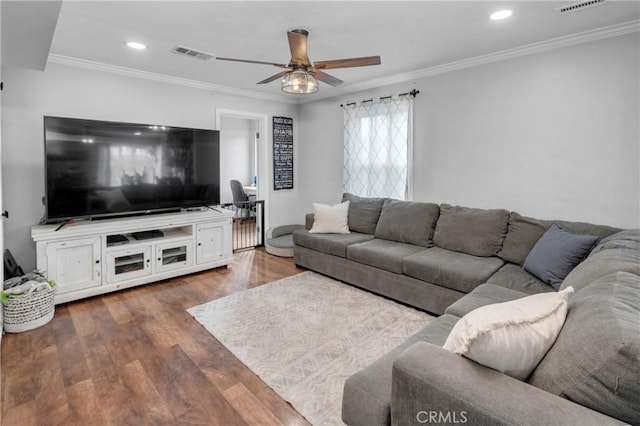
32,209,234,304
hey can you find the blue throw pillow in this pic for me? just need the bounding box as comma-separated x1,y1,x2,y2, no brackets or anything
523,224,600,290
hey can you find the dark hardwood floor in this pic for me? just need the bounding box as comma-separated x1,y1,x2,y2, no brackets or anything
1,249,310,425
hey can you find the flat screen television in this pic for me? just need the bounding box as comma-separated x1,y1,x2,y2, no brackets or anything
43,116,220,223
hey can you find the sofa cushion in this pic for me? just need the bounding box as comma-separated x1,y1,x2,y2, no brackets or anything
499,212,550,265
529,272,640,425
292,229,374,258
402,247,504,294
552,218,621,240
444,287,574,380
374,200,439,247
486,263,554,295
499,212,621,266
433,204,509,257
523,224,600,290
591,229,640,254
309,201,350,234
347,239,427,274
445,283,530,318
560,230,640,293
342,193,387,234
342,314,459,426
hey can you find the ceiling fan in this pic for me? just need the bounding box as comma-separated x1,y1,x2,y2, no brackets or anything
216,29,381,94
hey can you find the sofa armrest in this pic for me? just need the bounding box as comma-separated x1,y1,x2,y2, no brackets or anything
305,213,314,230
391,342,625,426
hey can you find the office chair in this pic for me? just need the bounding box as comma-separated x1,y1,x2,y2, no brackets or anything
230,179,256,221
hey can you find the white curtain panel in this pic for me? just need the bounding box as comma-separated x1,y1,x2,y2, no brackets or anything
343,96,413,200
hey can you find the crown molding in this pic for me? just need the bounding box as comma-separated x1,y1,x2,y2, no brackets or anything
47,54,298,104
48,19,639,106
301,19,640,104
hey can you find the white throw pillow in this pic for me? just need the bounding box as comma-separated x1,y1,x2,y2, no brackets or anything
443,286,574,380
309,201,350,234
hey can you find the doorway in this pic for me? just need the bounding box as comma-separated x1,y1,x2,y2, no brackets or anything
216,109,269,251
218,116,259,204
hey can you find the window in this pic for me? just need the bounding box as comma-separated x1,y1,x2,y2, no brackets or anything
343,96,413,200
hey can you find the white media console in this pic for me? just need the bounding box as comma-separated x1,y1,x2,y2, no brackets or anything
31,209,235,304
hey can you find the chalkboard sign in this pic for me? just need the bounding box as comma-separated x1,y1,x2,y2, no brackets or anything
273,116,294,190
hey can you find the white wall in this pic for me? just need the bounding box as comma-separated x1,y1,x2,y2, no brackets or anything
1,62,301,270
298,33,640,229
220,116,253,204
3,32,639,271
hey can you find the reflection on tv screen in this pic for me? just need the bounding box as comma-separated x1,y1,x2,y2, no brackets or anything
44,116,220,222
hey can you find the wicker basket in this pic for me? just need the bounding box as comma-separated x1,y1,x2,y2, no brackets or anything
3,282,56,333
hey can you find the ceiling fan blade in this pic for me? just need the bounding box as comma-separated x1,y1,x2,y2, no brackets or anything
287,29,310,67
216,57,288,68
313,56,381,70
257,70,291,85
310,69,343,87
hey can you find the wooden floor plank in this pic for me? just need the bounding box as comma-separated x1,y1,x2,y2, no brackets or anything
223,383,285,426
135,346,204,422
1,248,308,425
67,301,99,336
3,400,37,426
65,379,107,425
119,360,176,424
3,338,60,410
56,335,92,387
236,371,312,426
34,366,71,425
150,343,249,425
102,292,136,325
78,331,140,425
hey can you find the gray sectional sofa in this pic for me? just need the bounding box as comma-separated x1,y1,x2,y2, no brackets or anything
292,194,640,425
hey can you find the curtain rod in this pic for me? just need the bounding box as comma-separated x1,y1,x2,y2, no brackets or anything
340,89,419,108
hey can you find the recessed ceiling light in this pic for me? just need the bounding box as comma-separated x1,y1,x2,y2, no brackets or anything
126,41,146,50
490,10,513,20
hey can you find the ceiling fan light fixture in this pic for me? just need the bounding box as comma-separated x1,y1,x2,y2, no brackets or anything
281,69,319,94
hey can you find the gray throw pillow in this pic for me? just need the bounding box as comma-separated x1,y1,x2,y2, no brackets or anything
522,224,600,290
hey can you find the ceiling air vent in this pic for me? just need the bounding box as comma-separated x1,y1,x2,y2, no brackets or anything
556,0,607,14
171,45,214,61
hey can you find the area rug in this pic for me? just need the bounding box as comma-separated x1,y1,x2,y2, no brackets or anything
187,271,434,425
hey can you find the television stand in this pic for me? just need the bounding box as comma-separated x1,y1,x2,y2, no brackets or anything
31,209,235,304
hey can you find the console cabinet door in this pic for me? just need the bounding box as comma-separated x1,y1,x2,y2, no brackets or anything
105,246,152,283
46,237,102,294
196,222,231,264
154,239,193,273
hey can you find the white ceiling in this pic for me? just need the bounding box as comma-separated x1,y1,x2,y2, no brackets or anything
9,1,640,102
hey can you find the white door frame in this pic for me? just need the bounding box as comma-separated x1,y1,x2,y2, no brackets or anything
215,109,270,230
1,3,4,334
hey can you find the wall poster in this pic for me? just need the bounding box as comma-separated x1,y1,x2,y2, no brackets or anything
273,116,294,190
